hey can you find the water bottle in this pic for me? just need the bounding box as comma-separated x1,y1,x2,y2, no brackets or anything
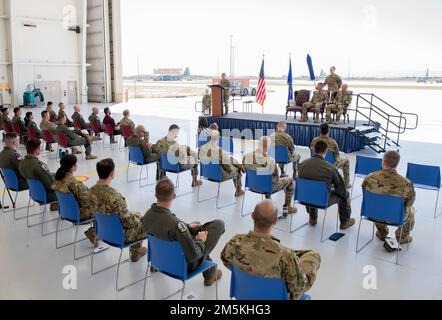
58,149,62,159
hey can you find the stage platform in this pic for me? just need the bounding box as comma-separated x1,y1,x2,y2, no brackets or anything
207,112,369,154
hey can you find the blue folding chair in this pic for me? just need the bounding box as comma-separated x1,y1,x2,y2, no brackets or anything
270,145,290,164
197,161,237,209
0,168,31,220
350,156,383,198
91,213,147,291
160,153,193,196
143,235,218,300
356,191,408,264
27,179,59,236
310,149,335,165
196,134,210,149
406,163,441,219
127,146,157,187
294,178,339,242
55,192,95,260
241,169,277,217
230,264,311,300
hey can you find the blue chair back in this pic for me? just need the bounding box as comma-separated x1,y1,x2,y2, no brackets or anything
355,156,383,177
406,163,441,189
200,162,222,182
128,146,144,165
230,264,288,300
147,235,187,280
295,178,329,208
197,134,210,149
27,179,48,204
361,191,405,225
160,154,180,173
310,149,335,165
55,192,81,223
1,168,19,191
95,213,125,248
245,169,273,195
269,146,289,164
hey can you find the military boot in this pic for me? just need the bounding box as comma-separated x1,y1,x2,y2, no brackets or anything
204,269,222,287
340,218,356,230
192,178,203,187
130,246,147,263
397,235,413,245
50,202,59,212
84,228,98,247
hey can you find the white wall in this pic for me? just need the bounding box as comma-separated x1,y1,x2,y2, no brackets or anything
10,0,85,105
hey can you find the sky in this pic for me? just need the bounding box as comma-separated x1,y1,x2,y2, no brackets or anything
121,0,442,78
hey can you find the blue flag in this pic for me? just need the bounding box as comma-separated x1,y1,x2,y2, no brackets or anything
287,56,293,102
307,54,316,81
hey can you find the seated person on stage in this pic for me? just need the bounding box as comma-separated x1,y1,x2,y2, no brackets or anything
142,178,224,286
58,102,73,127
243,136,297,217
362,151,415,251
0,132,29,191
270,121,301,179
72,105,91,131
88,107,104,135
153,124,203,187
52,155,98,246
119,109,136,134
299,140,355,229
56,114,98,160
299,83,328,123
103,107,121,144
46,101,58,123
310,123,351,189
40,111,57,152
325,84,352,124
199,130,245,197
11,107,27,142
127,125,160,164
91,159,147,262
202,89,212,113
25,112,42,139
18,139,58,211
221,200,321,300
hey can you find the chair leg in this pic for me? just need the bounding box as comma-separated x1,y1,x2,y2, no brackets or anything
126,163,130,183
116,249,124,291
350,176,357,199
240,191,247,217
215,183,221,209
434,189,440,219
143,262,151,300
320,209,328,242
356,219,375,253
55,217,61,249
396,226,404,264
180,281,186,300
289,211,309,234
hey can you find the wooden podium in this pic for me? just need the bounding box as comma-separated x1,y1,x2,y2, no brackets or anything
209,85,225,117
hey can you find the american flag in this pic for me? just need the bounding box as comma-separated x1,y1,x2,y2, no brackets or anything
256,58,267,106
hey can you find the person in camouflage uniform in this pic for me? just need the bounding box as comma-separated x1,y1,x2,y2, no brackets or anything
300,83,328,123
0,107,12,133
153,124,203,187
18,139,58,211
326,84,352,123
90,159,147,262
324,66,343,97
52,155,98,246
58,102,73,127
127,125,160,164
310,123,351,189
221,200,321,300
46,102,58,123
119,109,136,134
269,121,301,178
199,130,245,197
142,178,224,286
202,89,212,114
40,111,57,151
0,132,28,190
71,105,91,131
243,136,297,216
219,73,231,114
362,151,416,250
88,107,104,136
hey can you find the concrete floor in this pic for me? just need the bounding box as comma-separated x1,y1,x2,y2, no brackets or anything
1,101,442,300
